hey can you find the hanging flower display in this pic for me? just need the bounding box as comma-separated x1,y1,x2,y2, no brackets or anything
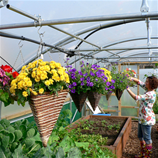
123,68,137,77
111,65,131,100
10,59,70,106
0,65,19,106
66,59,115,111
10,59,70,147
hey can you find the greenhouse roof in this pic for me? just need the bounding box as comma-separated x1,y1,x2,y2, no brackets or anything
0,0,158,70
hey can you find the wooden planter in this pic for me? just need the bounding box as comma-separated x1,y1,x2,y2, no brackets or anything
67,115,131,158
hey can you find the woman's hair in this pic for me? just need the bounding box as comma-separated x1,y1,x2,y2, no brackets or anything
147,76,158,90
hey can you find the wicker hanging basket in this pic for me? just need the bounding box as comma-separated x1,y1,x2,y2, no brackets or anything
105,91,112,100
115,89,124,100
87,91,102,111
70,92,88,112
29,89,68,147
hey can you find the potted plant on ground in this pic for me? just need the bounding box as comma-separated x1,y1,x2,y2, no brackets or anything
65,59,115,111
0,65,19,106
10,59,70,147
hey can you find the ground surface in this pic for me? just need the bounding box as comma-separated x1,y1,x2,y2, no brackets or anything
122,121,158,158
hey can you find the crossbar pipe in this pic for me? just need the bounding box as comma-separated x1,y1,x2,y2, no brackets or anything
1,12,158,30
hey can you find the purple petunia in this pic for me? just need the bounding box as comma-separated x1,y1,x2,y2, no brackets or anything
71,89,76,93
83,73,88,77
111,79,115,83
72,82,77,86
68,85,73,89
78,71,83,75
105,87,109,90
110,85,115,89
95,79,98,81
87,77,90,82
89,82,94,87
90,71,95,76
80,77,85,81
81,82,84,86
106,82,111,86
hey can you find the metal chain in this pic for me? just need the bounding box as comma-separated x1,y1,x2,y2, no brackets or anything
13,40,25,68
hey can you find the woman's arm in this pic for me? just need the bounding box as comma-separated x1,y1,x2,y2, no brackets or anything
126,88,136,100
130,77,140,84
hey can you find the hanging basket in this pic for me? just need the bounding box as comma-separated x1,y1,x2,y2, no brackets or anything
70,92,88,113
105,91,112,100
87,91,102,111
115,89,124,100
29,89,68,147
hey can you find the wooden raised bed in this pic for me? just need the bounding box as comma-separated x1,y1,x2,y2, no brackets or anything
67,115,132,158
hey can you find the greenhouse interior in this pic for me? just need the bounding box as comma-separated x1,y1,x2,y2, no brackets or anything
0,0,158,157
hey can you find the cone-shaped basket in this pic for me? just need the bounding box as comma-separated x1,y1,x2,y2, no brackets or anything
70,92,88,112
87,91,102,111
29,89,68,147
115,89,124,100
106,91,112,100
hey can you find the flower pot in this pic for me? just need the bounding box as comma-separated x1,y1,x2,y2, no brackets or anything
106,91,112,100
29,89,68,147
87,91,102,111
115,89,124,100
70,92,88,112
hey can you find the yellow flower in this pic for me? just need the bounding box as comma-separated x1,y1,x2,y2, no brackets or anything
35,76,40,82
49,79,54,84
40,74,48,80
60,75,65,81
10,87,15,94
39,88,44,94
27,81,32,87
66,78,70,83
22,65,27,70
31,71,36,78
55,63,61,68
22,91,28,97
45,80,51,86
32,91,38,96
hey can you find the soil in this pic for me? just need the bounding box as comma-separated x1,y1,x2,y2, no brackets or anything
73,117,158,158
122,121,158,158
76,117,126,146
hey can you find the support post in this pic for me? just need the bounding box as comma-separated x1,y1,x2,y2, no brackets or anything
118,64,122,116
137,65,140,117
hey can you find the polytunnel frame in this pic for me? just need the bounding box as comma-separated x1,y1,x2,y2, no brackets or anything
0,3,158,121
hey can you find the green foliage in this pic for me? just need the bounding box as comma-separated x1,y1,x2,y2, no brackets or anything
0,109,116,158
111,64,134,91
0,119,10,128
14,130,23,141
153,93,158,114
0,119,41,157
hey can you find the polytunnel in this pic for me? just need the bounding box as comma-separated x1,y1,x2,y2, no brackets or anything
0,0,158,157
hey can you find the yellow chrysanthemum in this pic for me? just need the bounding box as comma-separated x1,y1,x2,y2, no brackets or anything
44,80,51,86
60,75,65,81
39,88,44,94
31,71,36,78
55,63,61,68
27,81,32,87
32,91,38,96
35,77,40,82
49,79,54,84
10,87,15,94
22,91,28,97
40,74,48,80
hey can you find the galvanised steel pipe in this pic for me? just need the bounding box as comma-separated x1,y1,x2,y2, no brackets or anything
68,47,158,52
1,12,158,30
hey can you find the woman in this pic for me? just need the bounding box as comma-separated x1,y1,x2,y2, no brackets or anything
126,76,158,158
